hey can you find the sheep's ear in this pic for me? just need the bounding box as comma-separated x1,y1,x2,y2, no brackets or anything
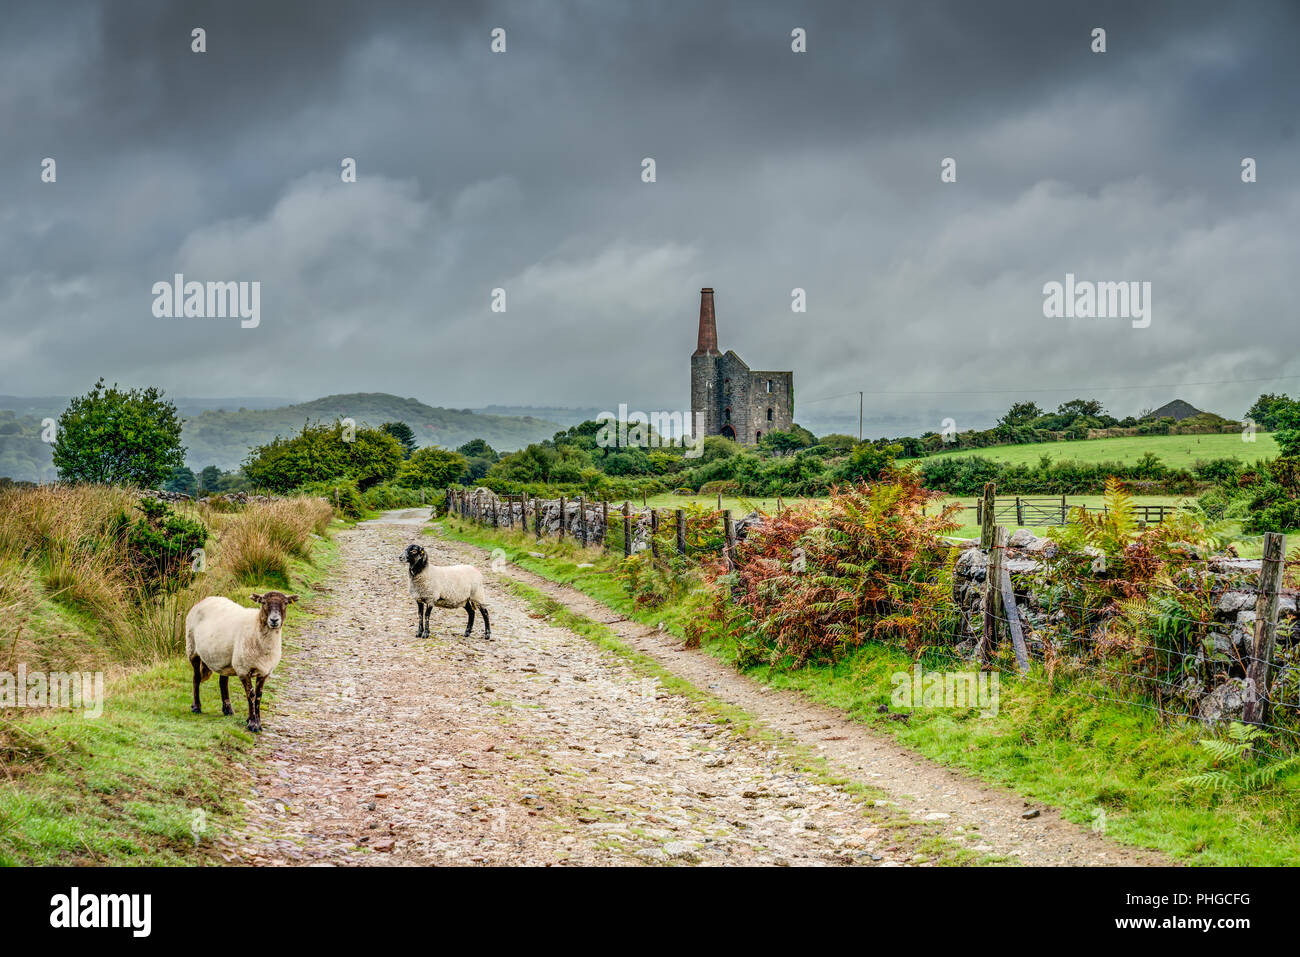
250,593,263,603
286,594,299,604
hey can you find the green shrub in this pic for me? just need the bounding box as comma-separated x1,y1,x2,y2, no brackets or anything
244,422,403,492
297,478,365,519
123,497,208,592
699,480,739,496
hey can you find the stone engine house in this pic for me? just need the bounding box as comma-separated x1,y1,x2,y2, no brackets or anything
689,288,794,444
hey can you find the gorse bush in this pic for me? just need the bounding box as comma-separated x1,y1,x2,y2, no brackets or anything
120,497,209,593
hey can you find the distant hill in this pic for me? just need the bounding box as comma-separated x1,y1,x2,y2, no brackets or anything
0,392,562,480
472,405,611,428
0,394,294,420
1144,399,1203,422
182,393,561,471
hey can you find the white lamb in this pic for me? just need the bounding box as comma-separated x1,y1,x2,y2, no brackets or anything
399,543,491,639
185,591,297,732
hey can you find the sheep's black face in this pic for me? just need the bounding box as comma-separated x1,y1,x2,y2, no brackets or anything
400,544,427,575
251,591,298,629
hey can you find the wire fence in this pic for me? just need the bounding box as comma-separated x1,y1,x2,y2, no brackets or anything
444,486,1298,741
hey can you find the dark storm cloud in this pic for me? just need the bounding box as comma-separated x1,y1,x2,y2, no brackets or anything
2,0,1297,429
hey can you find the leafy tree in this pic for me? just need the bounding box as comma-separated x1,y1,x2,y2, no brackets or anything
163,465,198,495
1245,393,1294,433
833,443,902,483
397,446,467,488
1272,401,1300,458
489,442,591,484
758,429,813,454
52,379,185,487
457,438,497,459
456,438,500,481
199,465,223,492
1243,402,1300,533
998,401,1043,429
1057,398,1105,419
380,421,418,458
243,421,402,492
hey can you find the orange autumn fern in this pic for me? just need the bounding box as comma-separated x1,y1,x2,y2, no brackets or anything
690,471,962,666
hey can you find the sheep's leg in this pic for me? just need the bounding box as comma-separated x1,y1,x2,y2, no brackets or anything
479,604,491,641
420,601,431,638
253,676,266,731
414,600,426,638
190,657,203,713
241,674,259,733
219,675,233,716
463,600,475,638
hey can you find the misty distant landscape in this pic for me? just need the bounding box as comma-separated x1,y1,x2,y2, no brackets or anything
0,392,564,481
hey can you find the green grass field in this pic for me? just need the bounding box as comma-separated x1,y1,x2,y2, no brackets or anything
914,432,1277,468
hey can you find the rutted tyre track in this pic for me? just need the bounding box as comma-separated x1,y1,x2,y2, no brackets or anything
440,525,1172,867
219,512,943,866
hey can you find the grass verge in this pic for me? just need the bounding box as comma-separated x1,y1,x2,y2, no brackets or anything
0,502,342,865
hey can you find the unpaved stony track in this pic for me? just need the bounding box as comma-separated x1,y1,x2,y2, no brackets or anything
219,512,933,866
469,538,1171,867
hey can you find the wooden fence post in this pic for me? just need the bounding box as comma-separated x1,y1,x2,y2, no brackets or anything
717,491,722,511
602,500,609,550
650,509,659,558
518,494,527,533
979,525,1007,662
1015,496,1024,527
558,496,566,542
723,510,736,572
535,496,542,541
980,483,996,550
676,508,686,555
1060,495,1067,526
1244,531,1286,725
491,495,498,528
579,497,588,547
622,502,631,558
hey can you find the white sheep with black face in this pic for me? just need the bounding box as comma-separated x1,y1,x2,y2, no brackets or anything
185,591,297,732
399,543,491,640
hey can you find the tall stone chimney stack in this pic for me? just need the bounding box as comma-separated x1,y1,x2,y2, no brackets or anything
693,287,719,356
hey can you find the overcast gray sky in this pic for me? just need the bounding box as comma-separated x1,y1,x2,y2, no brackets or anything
2,0,1297,428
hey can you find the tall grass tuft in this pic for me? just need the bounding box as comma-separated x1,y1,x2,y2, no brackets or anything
0,487,333,667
